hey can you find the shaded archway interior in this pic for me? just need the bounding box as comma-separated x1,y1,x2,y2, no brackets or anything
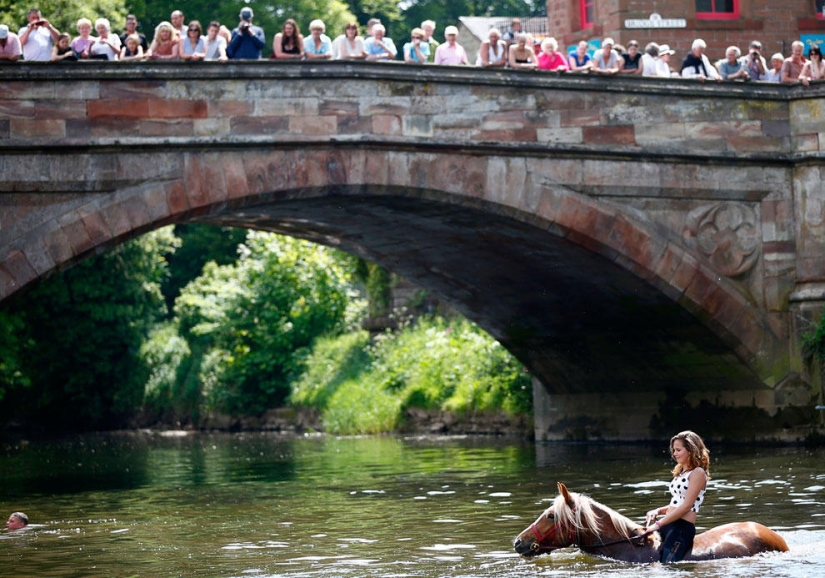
195,189,763,395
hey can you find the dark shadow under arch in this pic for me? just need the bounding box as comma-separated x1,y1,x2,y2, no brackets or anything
191,187,766,395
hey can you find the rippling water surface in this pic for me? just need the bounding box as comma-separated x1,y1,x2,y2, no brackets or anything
0,433,822,577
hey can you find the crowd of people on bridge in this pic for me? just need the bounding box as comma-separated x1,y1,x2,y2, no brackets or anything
0,8,821,85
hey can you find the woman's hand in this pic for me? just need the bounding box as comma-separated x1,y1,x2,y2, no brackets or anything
645,508,659,525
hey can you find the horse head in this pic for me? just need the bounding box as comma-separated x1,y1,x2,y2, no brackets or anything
514,482,646,559
513,482,582,557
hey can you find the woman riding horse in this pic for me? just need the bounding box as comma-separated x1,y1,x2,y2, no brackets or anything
644,430,709,562
514,482,788,562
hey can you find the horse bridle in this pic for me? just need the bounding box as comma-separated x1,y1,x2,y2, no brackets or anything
529,513,649,553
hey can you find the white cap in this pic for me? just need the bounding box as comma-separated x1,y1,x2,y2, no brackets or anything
240,7,254,18
444,25,458,36
0,25,8,39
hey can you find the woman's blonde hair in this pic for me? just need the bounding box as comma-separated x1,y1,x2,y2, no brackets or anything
670,430,710,479
154,21,174,40
76,18,92,31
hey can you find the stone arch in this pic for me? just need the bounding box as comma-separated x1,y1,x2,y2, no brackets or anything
1,146,785,392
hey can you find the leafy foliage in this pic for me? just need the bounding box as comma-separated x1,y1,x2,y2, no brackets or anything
161,224,247,314
139,0,356,54
0,0,128,38
0,228,175,430
174,232,362,416
291,316,532,434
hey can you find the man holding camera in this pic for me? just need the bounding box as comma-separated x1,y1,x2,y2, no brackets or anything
18,8,59,61
740,40,767,80
227,7,265,60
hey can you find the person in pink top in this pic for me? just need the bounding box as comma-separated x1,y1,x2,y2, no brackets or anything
537,37,569,72
434,25,468,66
0,25,22,61
71,18,94,59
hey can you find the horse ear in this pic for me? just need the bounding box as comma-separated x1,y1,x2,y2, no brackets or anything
558,482,576,508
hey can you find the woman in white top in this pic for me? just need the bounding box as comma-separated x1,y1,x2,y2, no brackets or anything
644,431,710,563
800,45,825,86
477,28,506,67
90,18,120,60
333,21,365,60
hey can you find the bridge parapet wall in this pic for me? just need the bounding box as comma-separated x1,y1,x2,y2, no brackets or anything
0,61,816,158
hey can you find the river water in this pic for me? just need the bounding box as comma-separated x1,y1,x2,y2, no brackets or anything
0,432,822,577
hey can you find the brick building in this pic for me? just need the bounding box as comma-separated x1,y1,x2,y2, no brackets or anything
546,0,825,61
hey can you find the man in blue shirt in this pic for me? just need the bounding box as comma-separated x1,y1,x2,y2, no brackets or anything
227,7,264,60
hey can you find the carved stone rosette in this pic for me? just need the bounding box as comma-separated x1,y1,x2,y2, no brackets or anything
683,202,760,277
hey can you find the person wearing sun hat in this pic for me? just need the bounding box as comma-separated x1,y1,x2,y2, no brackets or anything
0,24,22,61
434,25,468,65
657,43,676,76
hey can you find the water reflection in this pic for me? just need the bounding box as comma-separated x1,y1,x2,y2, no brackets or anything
0,433,822,577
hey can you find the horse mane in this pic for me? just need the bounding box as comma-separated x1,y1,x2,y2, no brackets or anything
553,491,639,541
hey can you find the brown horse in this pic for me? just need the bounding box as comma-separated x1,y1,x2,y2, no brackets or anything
513,482,789,563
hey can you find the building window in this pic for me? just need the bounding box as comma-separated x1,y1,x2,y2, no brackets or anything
817,0,825,19
580,0,595,28
695,0,739,20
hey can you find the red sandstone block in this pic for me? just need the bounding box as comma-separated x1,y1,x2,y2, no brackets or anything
165,181,190,215
0,101,35,118
78,206,113,247
223,158,250,199
58,213,95,256
582,125,635,146
572,203,615,246
147,100,208,119
555,194,583,232
326,150,349,187
88,99,150,119
42,225,74,267
209,100,255,117
669,252,701,296
99,201,133,239
121,194,151,230
2,250,36,294
34,100,87,120
10,119,65,138
609,216,652,266
289,115,338,136
139,120,194,137
364,150,390,184
371,115,401,136
199,156,230,204
242,153,288,195
183,158,210,210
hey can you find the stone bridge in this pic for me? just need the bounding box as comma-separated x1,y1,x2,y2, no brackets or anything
1,61,823,439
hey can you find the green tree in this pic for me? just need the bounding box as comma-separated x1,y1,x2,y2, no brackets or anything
0,0,127,38
161,224,247,313
0,228,175,431
174,232,362,417
139,0,355,51
341,0,400,29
